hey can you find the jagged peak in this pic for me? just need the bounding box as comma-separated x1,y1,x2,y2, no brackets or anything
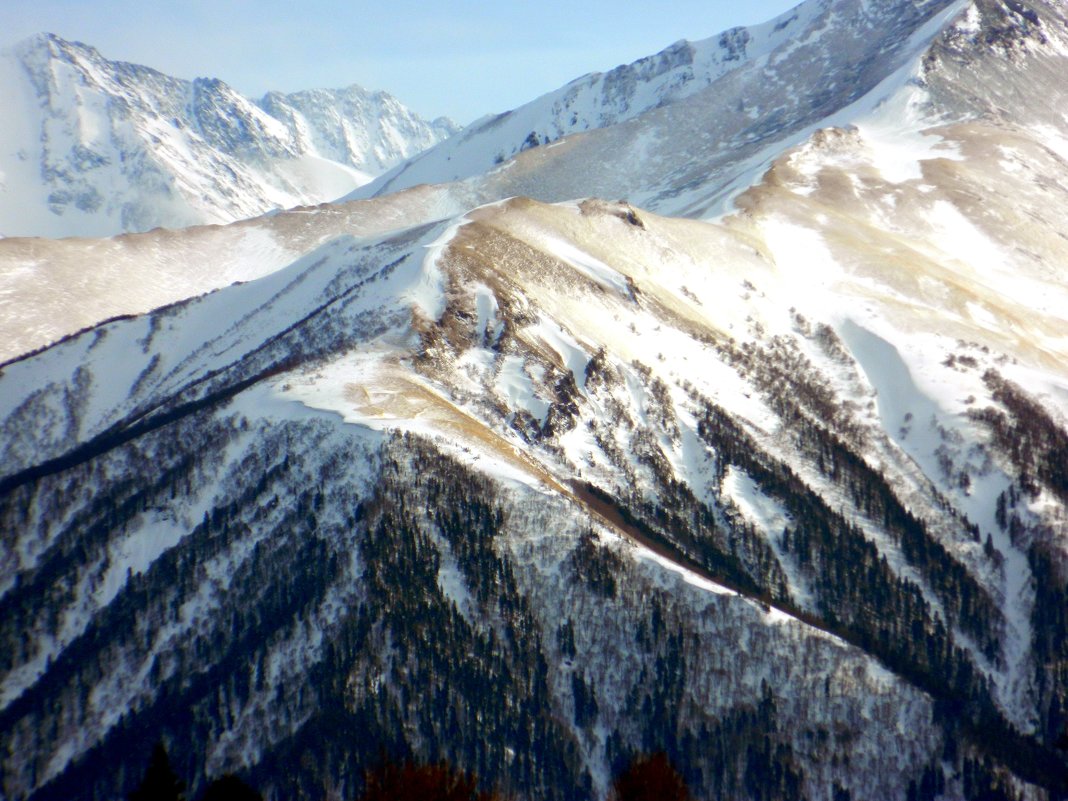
8,32,160,77
264,83,378,104
0,31,458,237
9,31,96,58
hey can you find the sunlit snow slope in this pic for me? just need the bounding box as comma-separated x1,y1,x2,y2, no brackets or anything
354,0,966,216
4,191,1068,798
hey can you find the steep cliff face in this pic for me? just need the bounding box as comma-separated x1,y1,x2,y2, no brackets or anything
2,1,1068,799
0,34,457,238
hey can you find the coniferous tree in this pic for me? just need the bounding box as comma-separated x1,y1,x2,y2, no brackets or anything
1056,725,1068,753
129,742,185,801
199,774,262,801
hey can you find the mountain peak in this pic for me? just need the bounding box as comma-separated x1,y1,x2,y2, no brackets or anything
0,35,458,237
14,31,93,56
10,31,158,85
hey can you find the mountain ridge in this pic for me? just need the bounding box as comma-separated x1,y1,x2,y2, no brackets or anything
6,0,1065,364
352,0,968,213
2,0,1068,798
0,32,458,238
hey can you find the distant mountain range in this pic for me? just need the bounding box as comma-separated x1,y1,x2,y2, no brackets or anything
0,33,457,238
3,1,1068,800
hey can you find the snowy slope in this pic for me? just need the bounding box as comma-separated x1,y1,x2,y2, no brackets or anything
0,33,458,238
353,0,967,214
0,183,475,362
259,87,457,176
3,0,1068,799
354,0,1068,228
7,0,1066,363
4,149,1068,797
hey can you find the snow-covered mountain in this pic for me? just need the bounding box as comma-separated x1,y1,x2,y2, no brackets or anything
3,1,1068,799
354,0,960,209
354,0,1068,222
0,33,458,238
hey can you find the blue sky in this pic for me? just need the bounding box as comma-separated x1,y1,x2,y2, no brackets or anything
2,1,801,125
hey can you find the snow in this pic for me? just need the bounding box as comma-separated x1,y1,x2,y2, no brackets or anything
0,34,454,239
434,537,476,615
473,283,503,344
358,0,959,219
5,1,1068,793
271,154,372,201
1029,122,1068,164
527,316,591,388
9,377,389,780
759,216,840,318
838,320,938,451
0,228,410,477
279,347,558,495
630,522,822,631
496,355,550,423
838,319,1038,732
664,410,719,504
924,199,1011,275
412,217,468,320
632,544,735,597
0,55,55,238
721,465,815,608
687,0,972,219
953,3,982,36
540,235,632,297
855,86,963,183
